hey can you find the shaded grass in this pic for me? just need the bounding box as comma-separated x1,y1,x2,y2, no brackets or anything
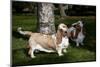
12,46,96,66
12,15,96,66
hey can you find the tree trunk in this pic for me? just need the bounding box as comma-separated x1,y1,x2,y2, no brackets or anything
59,4,67,17
37,3,56,34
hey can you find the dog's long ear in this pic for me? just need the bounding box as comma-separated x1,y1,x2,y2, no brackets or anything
65,25,71,38
56,29,63,45
66,31,71,38
70,30,75,39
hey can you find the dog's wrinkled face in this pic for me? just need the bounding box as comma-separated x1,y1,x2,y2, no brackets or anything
70,21,84,39
59,23,68,32
72,21,84,32
73,24,81,31
58,23,70,37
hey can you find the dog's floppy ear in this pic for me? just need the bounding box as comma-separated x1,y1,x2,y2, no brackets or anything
56,29,63,45
64,24,70,37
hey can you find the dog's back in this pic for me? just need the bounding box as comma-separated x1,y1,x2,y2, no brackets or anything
29,33,56,50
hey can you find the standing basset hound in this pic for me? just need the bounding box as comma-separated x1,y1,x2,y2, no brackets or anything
18,23,69,58
68,20,85,47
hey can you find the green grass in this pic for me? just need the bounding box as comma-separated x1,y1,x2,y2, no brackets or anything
12,15,96,66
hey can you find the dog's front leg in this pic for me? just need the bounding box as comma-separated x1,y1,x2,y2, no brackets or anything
57,47,63,56
63,49,67,53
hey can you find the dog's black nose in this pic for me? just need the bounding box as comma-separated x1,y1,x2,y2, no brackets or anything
65,31,67,33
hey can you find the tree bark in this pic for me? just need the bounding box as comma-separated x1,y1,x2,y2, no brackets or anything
59,4,67,17
37,3,56,34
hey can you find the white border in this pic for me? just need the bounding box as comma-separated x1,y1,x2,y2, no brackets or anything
0,0,99,67
13,0,96,5
0,0,10,67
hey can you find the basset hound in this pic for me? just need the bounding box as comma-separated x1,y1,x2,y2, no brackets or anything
18,23,69,58
68,20,85,47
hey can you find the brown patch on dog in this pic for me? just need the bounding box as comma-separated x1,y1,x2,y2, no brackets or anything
71,24,82,39
56,29,63,45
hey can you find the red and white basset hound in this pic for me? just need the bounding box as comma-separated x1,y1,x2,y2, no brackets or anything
68,20,85,47
18,23,69,58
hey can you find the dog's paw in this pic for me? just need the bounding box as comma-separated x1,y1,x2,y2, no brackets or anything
63,49,67,53
31,56,36,58
76,43,79,47
58,53,64,56
17,27,22,31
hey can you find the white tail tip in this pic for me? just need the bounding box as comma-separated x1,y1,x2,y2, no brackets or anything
17,27,22,32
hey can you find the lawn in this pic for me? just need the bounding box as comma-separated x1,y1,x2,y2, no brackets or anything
12,15,96,66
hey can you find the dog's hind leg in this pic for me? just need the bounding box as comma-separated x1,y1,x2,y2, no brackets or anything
29,47,36,58
76,42,79,47
79,38,84,46
28,40,36,58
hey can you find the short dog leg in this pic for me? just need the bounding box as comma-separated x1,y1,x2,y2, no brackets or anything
30,48,36,58
57,47,63,56
63,49,67,53
76,42,79,47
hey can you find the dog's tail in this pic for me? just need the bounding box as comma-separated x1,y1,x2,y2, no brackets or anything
17,27,33,36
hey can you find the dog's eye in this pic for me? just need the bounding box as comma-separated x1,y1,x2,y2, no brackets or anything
63,26,66,28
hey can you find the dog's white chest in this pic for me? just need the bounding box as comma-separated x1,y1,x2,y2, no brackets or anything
77,32,85,41
59,37,69,48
